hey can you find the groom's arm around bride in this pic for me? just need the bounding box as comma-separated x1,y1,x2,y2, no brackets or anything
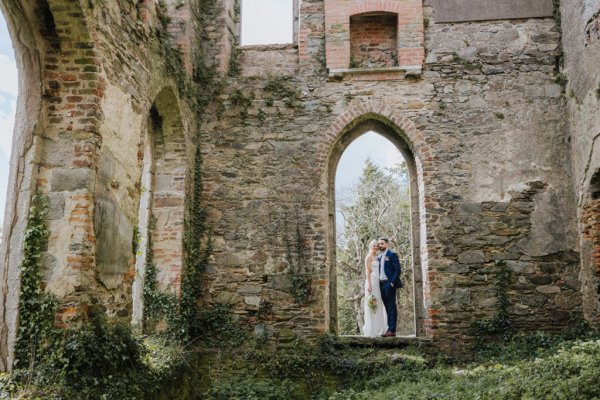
388,250,402,289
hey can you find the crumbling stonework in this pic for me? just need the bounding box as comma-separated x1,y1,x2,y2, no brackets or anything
0,0,598,371
561,0,600,323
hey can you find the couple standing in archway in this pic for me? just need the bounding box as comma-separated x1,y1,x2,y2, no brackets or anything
363,237,402,337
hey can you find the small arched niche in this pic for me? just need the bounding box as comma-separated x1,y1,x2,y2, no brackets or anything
350,12,398,68
132,87,187,326
327,117,425,338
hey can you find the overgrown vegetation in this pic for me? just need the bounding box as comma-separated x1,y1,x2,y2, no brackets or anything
285,220,312,304
14,194,56,371
198,321,600,400
8,151,211,399
8,195,189,399
469,260,512,344
141,148,212,342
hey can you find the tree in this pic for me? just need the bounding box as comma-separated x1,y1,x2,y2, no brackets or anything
336,160,414,335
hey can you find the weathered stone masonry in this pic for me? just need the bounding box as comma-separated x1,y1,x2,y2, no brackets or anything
0,0,598,370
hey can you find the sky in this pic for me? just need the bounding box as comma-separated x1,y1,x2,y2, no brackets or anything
335,132,405,233
241,0,294,45
0,12,17,228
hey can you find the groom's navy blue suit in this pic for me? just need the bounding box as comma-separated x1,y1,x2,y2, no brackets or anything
379,250,402,333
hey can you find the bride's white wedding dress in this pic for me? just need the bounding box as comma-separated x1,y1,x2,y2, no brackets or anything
362,260,388,337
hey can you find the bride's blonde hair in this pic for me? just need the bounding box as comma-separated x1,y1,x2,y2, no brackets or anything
368,240,378,251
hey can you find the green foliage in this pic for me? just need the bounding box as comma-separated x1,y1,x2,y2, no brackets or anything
206,378,297,400
14,194,57,371
596,82,600,99
142,217,179,335
230,89,253,108
142,149,212,342
470,261,512,343
264,77,298,107
328,338,600,400
180,148,213,340
191,306,247,348
286,220,312,304
555,72,568,87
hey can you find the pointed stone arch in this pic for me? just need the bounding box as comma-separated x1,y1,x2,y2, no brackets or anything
132,86,190,327
320,100,432,337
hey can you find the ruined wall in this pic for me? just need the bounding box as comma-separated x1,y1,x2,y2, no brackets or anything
561,0,600,324
198,1,581,346
0,0,211,368
0,0,590,369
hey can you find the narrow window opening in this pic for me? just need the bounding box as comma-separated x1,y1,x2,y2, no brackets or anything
591,170,600,200
240,0,294,46
335,131,416,337
350,13,398,68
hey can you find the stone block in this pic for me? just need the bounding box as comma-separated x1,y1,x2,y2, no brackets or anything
506,260,535,274
535,285,561,294
50,168,95,192
457,250,485,264
47,192,66,220
432,0,553,23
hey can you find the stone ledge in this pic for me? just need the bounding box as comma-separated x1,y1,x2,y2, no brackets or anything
240,43,297,51
328,66,422,81
335,335,428,348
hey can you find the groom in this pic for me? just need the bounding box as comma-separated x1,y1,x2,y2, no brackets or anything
378,237,402,337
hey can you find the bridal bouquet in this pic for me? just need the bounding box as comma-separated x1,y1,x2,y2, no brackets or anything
367,294,378,312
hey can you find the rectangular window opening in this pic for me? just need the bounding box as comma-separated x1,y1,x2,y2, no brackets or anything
350,13,398,69
241,0,294,46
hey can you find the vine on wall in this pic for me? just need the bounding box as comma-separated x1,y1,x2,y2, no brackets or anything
14,194,57,370
286,219,312,304
142,148,212,342
470,260,513,342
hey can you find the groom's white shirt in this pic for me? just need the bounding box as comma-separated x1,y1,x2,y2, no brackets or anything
379,251,389,281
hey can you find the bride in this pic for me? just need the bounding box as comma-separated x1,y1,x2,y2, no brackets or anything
362,240,387,337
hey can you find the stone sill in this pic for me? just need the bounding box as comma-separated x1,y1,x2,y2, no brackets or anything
328,66,422,80
240,43,298,52
336,335,427,348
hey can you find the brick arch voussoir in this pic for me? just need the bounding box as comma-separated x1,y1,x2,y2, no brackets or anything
349,1,402,17
318,100,428,168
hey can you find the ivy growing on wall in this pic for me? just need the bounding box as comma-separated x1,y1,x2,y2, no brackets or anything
286,219,312,304
180,148,213,340
14,194,57,370
469,260,513,342
142,148,212,342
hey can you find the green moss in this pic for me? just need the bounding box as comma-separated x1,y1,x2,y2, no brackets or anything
555,72,568,87
285,221,311,304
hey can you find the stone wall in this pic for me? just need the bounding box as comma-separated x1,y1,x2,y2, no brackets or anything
198,4,582,346
0,0,216,369
561,0,600,324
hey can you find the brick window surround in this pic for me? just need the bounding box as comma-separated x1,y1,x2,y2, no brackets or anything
325,0,425,72
350,13,398,68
